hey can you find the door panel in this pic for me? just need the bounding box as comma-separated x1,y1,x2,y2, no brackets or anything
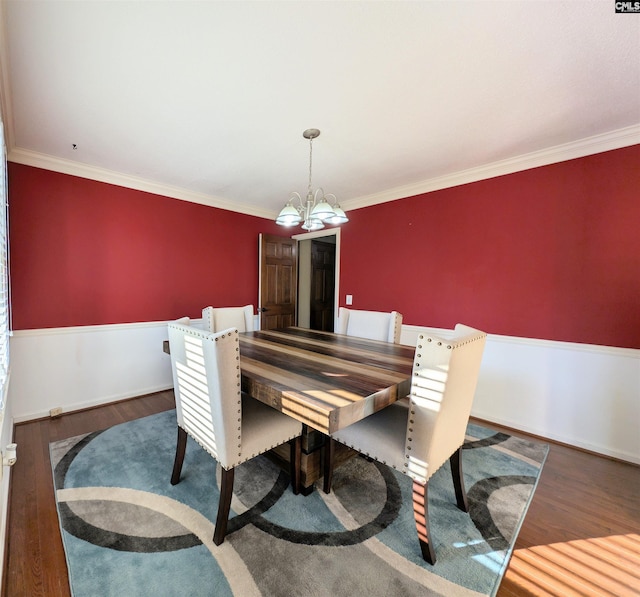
310,240,336,331
259,234,297,330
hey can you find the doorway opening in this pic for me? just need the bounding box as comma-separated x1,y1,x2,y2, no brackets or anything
294,228,340,332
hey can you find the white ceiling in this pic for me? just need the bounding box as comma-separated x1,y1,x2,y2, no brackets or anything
1,1,639,220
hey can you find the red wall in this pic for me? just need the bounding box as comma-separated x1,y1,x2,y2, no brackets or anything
339,145,640,349
8,163,281,329
9,145,640,348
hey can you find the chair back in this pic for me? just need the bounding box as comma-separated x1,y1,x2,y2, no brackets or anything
167,320,241,468
336,307,402,343
202,305,255,333
405,324,486,483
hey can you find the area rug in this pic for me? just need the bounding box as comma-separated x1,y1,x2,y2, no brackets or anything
51,409,548,597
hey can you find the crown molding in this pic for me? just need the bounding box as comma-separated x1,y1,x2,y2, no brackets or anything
341,124,640,211
7,125,639,218
7,147,275,220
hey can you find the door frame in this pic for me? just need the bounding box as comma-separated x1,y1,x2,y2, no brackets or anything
292,228,341,331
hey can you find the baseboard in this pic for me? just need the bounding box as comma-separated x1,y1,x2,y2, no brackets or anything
12,384,173,424
471,410,640,465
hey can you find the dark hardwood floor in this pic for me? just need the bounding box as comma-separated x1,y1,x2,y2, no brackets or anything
3,391,639,596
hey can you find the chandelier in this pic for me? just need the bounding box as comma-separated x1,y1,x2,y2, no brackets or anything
276,129,348,231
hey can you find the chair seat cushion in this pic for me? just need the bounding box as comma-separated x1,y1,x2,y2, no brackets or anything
233,395,302,468
332,402,408,473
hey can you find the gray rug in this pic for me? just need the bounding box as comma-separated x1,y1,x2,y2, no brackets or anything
51,409,548,597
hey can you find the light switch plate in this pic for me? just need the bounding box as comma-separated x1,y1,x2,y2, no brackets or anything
346,295,353,305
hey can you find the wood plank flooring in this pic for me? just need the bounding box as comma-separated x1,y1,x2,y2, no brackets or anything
4,391,639,596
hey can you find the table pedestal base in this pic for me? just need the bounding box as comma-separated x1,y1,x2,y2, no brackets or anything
268,425,355,494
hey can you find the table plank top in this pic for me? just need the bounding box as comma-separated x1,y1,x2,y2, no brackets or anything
239,327,415,434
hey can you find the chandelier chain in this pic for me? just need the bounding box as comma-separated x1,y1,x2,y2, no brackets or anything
308,135,313,196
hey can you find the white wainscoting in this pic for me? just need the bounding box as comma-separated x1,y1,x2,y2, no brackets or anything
9,321,174,422
7,322,640,464
402,325,640,464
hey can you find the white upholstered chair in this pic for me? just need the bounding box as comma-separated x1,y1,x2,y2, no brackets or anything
202,304,255,333
323,324,487,564
167,319,302,545
336,307,402,343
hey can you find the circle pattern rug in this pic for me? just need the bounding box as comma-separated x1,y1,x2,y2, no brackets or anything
51,409,548,597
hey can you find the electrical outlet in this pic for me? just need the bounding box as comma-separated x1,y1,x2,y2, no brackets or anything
50,407,63,418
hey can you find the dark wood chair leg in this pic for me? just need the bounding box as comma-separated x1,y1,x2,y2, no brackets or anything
290,436,301,495
450,447,469,512
170,426,188,485
323,436,335,494
412,480,436,564
213,467,235,546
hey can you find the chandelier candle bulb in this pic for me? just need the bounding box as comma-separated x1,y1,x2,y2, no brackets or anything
276,129,348,231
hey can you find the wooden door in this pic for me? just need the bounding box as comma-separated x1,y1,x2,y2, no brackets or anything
259,233,297,330
310,240,335,331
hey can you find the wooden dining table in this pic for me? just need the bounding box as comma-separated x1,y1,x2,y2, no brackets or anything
239,327,415,435
239,327,415,492
164,325,416,492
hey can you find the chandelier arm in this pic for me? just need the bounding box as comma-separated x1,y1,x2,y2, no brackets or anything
289,191,304,212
